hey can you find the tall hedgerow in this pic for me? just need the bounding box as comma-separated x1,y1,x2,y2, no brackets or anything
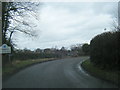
90,31,120,70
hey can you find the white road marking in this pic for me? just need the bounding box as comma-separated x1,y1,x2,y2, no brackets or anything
77,59,90,76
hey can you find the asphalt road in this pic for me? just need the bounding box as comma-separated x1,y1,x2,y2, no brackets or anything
3,57,118,88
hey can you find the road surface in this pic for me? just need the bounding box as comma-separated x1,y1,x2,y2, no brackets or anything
3,57,118,88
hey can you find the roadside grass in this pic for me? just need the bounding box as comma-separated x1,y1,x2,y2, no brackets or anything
81,59,119,85
2,58,56,78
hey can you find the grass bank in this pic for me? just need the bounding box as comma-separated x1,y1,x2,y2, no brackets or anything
81,59,119,85
2,58,56,80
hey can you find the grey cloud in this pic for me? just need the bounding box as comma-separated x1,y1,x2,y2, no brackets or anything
12,2,116,50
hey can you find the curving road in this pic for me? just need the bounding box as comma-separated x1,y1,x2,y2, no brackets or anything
3,57,118,88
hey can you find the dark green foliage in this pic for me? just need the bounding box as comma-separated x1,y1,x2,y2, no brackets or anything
90,31,120,70
82,43,90,55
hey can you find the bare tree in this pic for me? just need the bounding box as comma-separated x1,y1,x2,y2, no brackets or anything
118,1,120,31
2,2,41,45
111,1,120,31
2,2,41,65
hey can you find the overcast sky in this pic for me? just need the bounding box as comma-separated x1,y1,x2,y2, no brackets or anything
12,2,117,50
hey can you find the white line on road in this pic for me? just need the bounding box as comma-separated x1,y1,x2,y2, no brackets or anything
77,59,90,76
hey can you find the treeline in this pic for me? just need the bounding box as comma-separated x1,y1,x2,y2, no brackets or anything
2,42,90,66
14,51,58,60
12,44,90,61
90,31,120,70
13,48,65,60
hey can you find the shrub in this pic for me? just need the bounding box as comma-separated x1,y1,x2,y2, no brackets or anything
90,31,120,70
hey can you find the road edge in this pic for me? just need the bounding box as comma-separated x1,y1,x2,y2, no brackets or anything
2,58,60,82
80,59,119,87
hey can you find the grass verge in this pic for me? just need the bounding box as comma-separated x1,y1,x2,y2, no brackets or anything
81,59,119,85
2,58,56,80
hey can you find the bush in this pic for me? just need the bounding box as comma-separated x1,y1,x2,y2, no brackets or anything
90,31,120,70
82,43,90,55
14,52,58,60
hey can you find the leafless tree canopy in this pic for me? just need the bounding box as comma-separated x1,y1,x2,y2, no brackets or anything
2,2,41,45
